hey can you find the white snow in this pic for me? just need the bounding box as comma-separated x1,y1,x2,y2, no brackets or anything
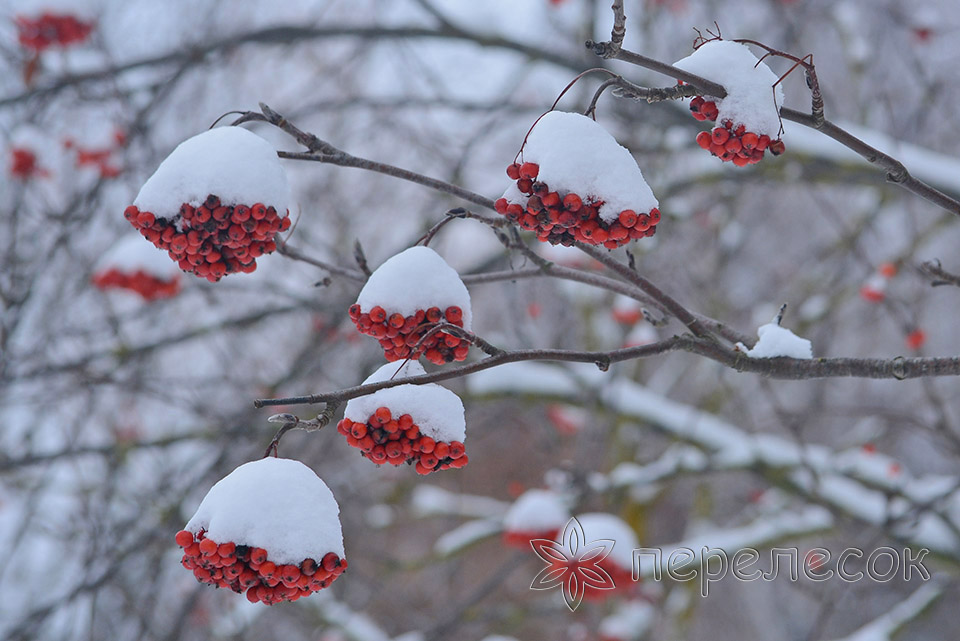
674,40,785,138
94,233,181,278
468,361,581,397
134,127,289,216
826,582,943,641
356,246,473,330
410,485,509,519
739,319,813,359
505,111,659,224
503,489,570,533
343,360,466,443
571,512,638,571
434,518,502,556
599,601,655,641
184,457,344,565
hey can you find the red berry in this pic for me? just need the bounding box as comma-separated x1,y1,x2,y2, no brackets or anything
618,210,638,228
199,538,218,556
696,131,712,150
711,127,730,145
906,329,926,350
563,193,582,211
518,162,539,179
175,530,194,547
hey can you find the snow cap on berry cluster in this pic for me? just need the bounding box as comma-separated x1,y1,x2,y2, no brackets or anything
95,234,181,279
504,489,570,533
356,246,472,330
344,360,466,443
503,111,658,224
674,40,784,138
134,127,289,217
184,458,344,565
571,512,638,571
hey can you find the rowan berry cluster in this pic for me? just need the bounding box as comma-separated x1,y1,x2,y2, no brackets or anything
10,147,46,179
348,303,469,364
15,13,93,52
494,162,660,247
175,529,346,605
124,194,290,281
859,262,897,303
689,97,785,165
337,406,467,475
91,268,180,301
70,145,122,178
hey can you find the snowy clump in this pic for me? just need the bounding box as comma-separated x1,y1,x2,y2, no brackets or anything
503,489,570,535
599,601,656,641
134,127,289,216
612,294,645,325
739,318,813,359
624,323,658,348
356,246,472,330
507,111,658,224
674,40,784,138
95,234,181,278
343,360,466,443
573,512,639,571
184,458,344,565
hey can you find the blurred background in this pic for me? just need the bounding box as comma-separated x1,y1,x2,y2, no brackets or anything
1,0,959,639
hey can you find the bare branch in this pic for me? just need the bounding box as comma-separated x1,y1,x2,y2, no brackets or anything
254,336,960,408
920,260,960,288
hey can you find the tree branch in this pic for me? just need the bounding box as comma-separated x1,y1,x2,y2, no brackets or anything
255,336,960,408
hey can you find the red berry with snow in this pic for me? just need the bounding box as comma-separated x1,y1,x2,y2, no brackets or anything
544,513,639,601
178,458,345,604
92,235,182,301
339,361,467,474
676,40,785,165
497,111,660,248
125,127,290,282
351,247,473,364
502,489,569,548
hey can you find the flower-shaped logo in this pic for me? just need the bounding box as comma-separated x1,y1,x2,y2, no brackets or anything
529,517,616,611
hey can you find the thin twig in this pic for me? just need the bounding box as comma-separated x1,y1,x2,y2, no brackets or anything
609,0,626,50
920,260,960,288
263,402,340,456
